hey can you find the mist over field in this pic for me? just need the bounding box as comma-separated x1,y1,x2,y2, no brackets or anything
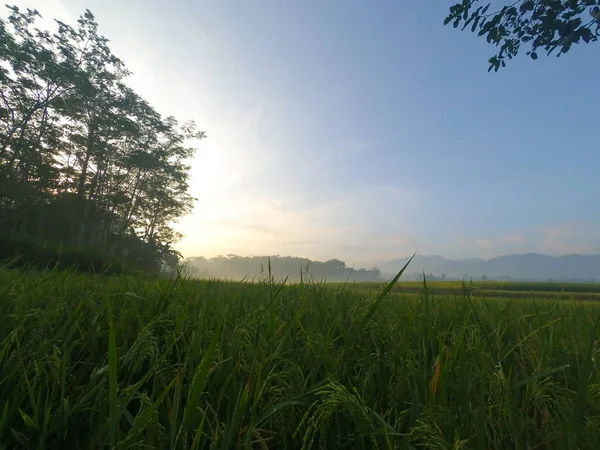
377,253,600,282
182,255,383,282
182,253,600,283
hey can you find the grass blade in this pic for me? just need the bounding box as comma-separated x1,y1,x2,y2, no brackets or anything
107,300,119,448
355,253,415,334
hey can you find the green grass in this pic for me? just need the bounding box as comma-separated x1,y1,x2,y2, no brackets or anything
1,267,600,449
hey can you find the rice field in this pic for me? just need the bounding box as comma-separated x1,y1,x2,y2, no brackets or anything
1,266,600,449
343,280,600,302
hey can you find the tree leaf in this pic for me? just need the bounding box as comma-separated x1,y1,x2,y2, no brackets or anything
447,0,598,71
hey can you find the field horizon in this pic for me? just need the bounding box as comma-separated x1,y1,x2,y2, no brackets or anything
181,253,600,284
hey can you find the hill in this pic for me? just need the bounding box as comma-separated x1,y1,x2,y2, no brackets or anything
377,253,600,282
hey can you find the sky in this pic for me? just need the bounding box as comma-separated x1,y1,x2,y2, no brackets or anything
12,0,600,265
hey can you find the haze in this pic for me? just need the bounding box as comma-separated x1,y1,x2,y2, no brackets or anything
18,0,600,267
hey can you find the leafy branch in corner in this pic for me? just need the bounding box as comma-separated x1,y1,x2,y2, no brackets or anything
444,0,600,71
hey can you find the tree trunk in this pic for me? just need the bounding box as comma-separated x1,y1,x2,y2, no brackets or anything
77,122,94,198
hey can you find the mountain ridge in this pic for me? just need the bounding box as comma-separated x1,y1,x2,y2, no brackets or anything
376,253,600,281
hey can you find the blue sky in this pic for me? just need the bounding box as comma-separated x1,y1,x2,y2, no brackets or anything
17,0,600,264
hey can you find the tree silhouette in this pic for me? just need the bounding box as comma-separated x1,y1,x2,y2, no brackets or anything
0,5,205,272
445,0,600,71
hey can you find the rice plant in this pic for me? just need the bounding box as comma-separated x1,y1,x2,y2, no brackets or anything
0,265,599,449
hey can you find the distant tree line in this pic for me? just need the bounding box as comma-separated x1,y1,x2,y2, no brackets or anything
0,5,204,272
183,255,383,282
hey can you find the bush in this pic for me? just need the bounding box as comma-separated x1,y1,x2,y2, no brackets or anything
0,236,133,274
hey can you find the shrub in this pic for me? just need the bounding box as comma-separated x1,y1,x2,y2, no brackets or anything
0,236,134,274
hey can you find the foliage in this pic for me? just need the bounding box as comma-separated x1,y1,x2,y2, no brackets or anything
1,267,600,448
0,5,205,272
0,235,143,274
444,0,600,71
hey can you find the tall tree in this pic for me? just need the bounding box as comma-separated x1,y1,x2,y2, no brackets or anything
0,5,206,272
444,0,600,71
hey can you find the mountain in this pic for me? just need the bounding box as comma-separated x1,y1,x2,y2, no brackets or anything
377,253,600,281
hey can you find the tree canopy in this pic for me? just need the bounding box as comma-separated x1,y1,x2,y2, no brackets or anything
444,0,600,71
0,5,205,272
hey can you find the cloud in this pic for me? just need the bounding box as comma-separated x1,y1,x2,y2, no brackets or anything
502,235,530,245
369,233,419,248
440,224,600,260
474,238,493,249
469,234,531,258
198,219,280,235
475,234,529,250
539,222,600,255
175,183,424,264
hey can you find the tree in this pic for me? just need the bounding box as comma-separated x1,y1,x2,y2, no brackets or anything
0,5,206,273
324,258,346,272
444,0,600,71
